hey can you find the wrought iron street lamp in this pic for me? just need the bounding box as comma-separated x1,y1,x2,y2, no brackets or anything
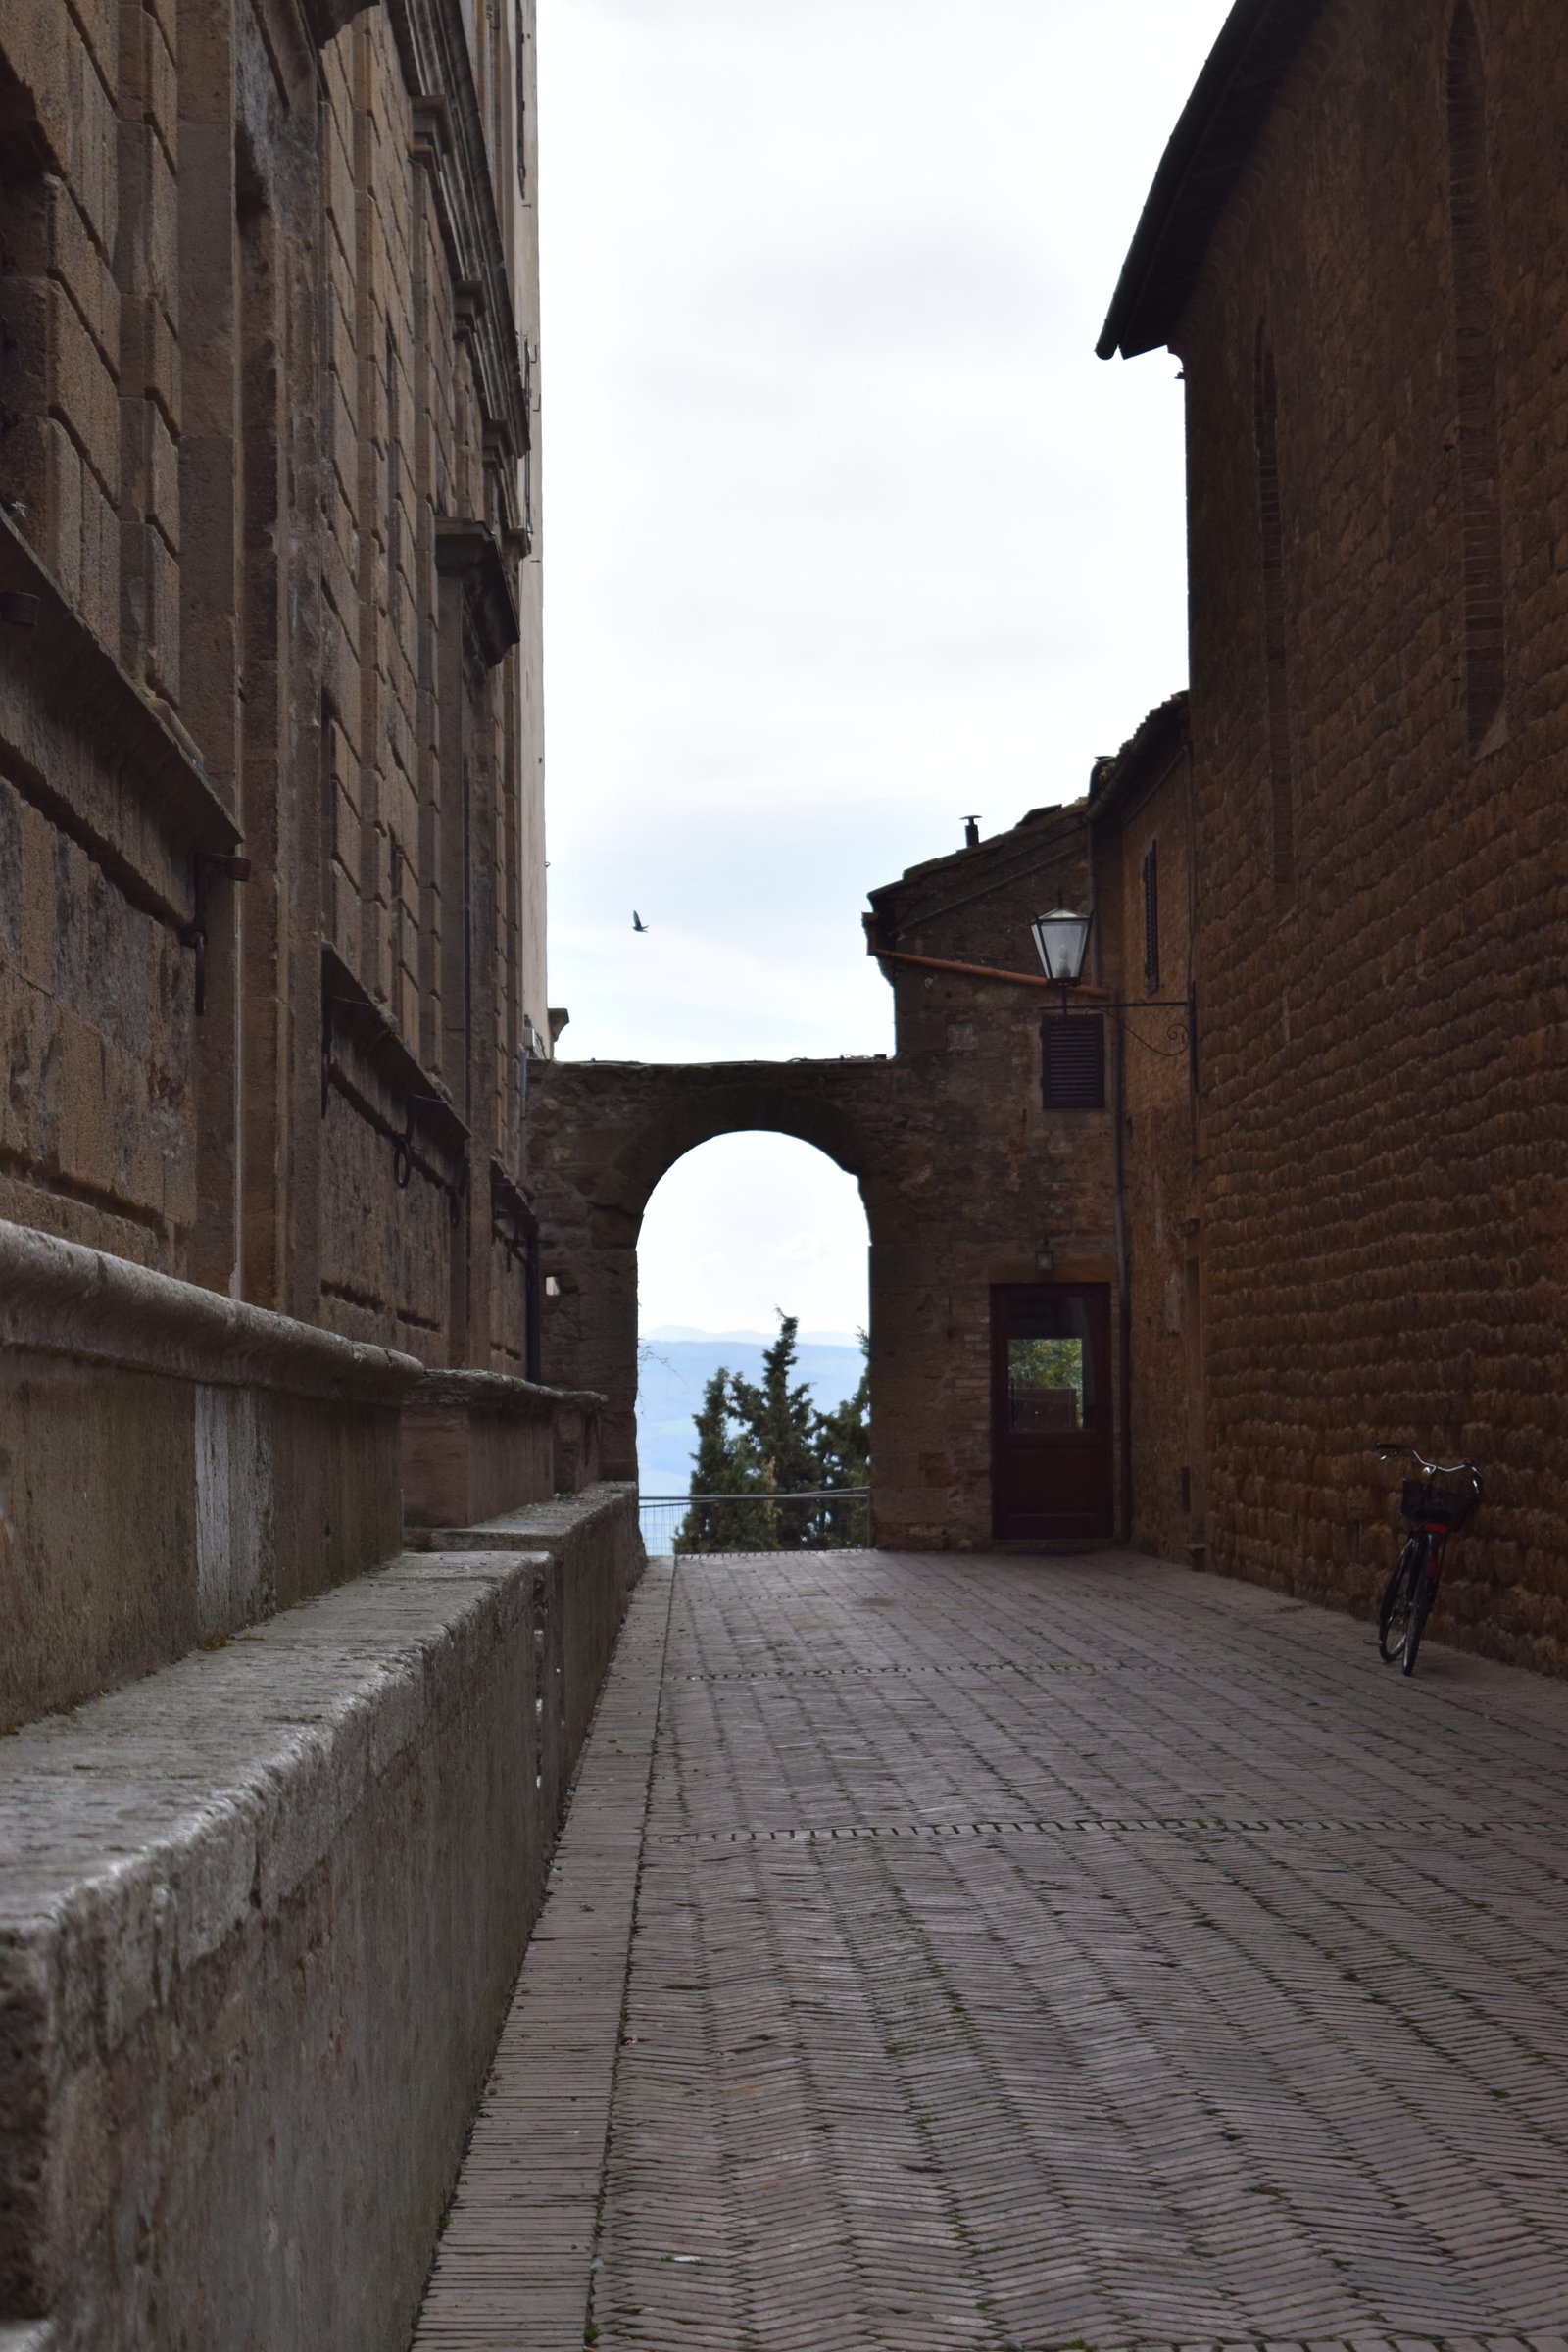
1029,904,1195,1086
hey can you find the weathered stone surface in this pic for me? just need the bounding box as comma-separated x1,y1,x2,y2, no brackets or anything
415,1483,644,1772
0,1513,633,2352
0,0,550,1360
400,1366,607,1528
0,1216,422,1730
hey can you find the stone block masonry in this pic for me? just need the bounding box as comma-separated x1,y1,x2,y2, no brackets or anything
0,0,550,1368
0,1215,421,1731
0,1514,637,2352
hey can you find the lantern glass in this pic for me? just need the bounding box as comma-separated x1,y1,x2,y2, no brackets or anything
1031,908,1092,986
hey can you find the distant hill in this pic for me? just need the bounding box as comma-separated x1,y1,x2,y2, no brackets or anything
635,1330,865,1497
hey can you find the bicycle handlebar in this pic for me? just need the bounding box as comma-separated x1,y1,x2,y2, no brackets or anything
1374,1442,1483,1495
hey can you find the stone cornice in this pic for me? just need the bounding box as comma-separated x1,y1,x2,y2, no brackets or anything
407,1367,606,1417
0,1218,424,1403
392,0,530,492
435,517,522,669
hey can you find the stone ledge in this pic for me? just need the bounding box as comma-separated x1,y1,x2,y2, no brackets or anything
401,1366,606,1529
406,1367,604,1417
411,1484,644,1768
1,1216,422,1729
411,1479,635,1555
0,1219,423,1404
0,1543,604,2351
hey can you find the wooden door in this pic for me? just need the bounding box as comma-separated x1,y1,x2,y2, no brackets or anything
991,1284,1114,1541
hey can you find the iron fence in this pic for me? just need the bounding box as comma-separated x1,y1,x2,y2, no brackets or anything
638,1490,871,1557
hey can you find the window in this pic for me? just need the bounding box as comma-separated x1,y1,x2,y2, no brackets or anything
1141,841,1159,991
1447,2,1505,753
1041,1013,1105,1110
1254,328,1295,897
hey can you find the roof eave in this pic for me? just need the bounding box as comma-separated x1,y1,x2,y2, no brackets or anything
1097,0,1326,362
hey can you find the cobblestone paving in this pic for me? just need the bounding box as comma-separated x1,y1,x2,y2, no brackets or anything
418,1549,1568,2352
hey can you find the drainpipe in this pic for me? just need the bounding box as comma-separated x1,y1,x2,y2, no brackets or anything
1088,798,1134,1547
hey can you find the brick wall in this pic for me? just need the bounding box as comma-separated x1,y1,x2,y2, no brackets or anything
1163,0,1568,1669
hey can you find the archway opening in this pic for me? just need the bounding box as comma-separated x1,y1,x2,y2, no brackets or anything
635,1132,869,1525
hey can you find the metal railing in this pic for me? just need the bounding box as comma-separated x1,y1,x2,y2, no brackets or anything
638,1490,871,1557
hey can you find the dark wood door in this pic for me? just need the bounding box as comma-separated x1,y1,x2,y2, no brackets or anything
991,1284,1114,1541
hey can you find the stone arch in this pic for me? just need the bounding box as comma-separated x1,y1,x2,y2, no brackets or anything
528,1057,906,1493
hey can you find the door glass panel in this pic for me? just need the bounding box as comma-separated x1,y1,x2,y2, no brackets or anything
1003,1290,1097,1421
1007,1336,1083,1431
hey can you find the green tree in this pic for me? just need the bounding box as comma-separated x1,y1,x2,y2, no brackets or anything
678,1315,870,1551
676,1368,778,1553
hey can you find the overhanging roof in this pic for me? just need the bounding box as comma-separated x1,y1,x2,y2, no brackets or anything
1097,0,1328,361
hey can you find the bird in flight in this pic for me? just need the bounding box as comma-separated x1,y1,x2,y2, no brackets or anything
632,911,649,933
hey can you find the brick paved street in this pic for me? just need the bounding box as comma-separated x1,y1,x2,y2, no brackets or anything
416,1550,1568,2352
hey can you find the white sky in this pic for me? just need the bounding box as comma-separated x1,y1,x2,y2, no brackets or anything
537,0,1234,1337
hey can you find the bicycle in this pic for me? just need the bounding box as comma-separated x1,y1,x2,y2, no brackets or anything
1373,1444,1482,1676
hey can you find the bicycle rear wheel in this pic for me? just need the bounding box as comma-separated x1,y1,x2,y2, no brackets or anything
1378,1540,1422,1664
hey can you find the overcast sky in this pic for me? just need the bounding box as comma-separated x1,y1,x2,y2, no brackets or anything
537,0,1234,1338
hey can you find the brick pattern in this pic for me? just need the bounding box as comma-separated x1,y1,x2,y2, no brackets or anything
1174,0,1568,1672
417,1548,1568,2350
414,1561,676,2351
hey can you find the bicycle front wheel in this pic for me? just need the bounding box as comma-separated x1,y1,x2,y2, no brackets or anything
1378,1540,1422,1664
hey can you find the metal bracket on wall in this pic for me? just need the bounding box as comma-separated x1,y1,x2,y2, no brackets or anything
1112,984,1198,1075
489,1160,537,1272
394,1096,469,1228
179,851,251,1015
319,973,470,1219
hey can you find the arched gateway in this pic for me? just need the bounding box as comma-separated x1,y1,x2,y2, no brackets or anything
527,1054,902,1485
527,784,1138,1552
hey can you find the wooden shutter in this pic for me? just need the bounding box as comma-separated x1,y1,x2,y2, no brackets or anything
1041,1014,1105,1109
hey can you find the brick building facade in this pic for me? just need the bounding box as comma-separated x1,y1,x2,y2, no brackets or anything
1099,0,1568,1671
0,0,548,1370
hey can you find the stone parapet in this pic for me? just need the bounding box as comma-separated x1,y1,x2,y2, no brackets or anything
0,1218,423,1731
399,1366,606,1530
0,1515,633,2352
415,1483,644,1773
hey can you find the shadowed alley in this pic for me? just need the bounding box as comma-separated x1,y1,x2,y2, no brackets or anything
416,1552,1568,2351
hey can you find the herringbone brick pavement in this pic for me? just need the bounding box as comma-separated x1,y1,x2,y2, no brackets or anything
416,1549,1568,2352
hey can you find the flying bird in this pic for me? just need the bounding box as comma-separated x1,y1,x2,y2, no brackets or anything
632,911,649,933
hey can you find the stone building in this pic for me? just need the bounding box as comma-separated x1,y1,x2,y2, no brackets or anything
0,7,641,2345
0,0,549,1367
535,0,1568,1686
1097,0,1568,1671
534,749,1189,1557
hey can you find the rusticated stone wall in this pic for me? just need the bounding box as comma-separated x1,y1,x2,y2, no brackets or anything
1148,0,1568,1670
0,0,548,1371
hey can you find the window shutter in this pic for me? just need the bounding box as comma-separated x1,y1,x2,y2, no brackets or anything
1041,1014,1105,1110
1142,841,1159,990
